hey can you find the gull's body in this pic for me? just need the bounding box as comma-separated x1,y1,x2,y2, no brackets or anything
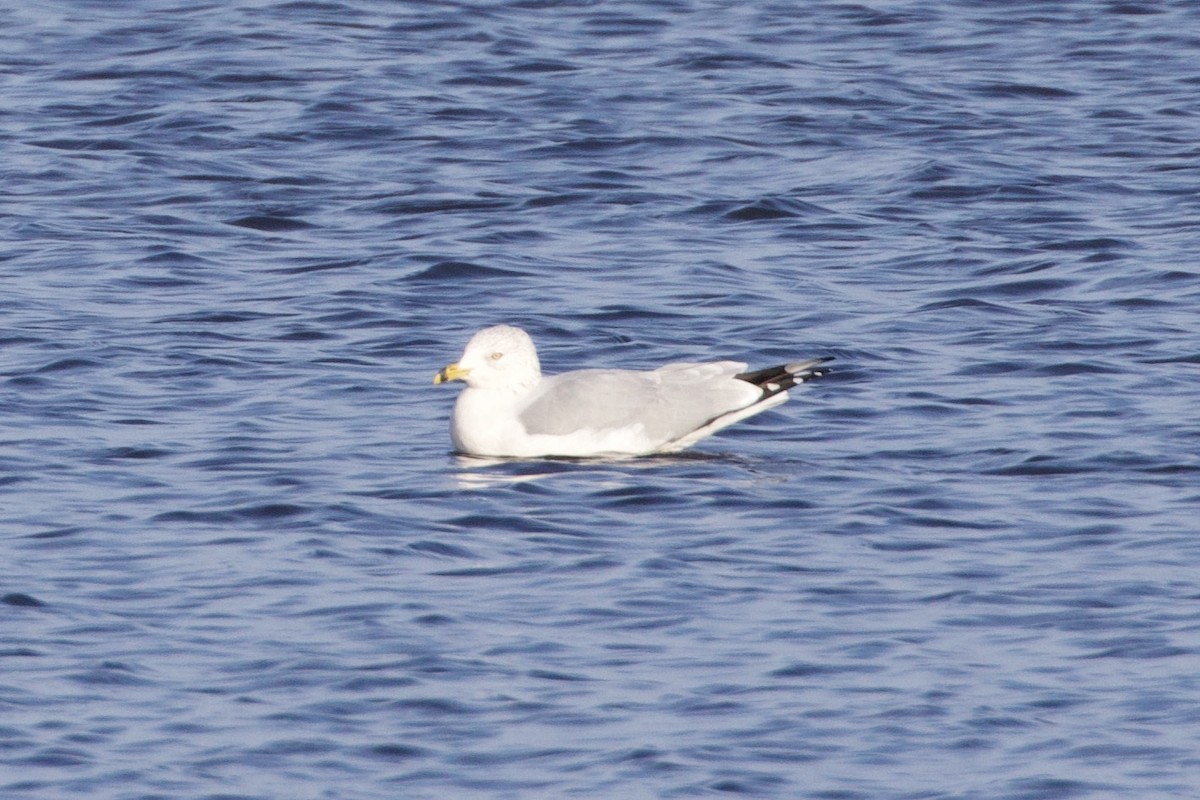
434,325,830,458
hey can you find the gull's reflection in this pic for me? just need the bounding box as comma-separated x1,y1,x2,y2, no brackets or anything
451,450,741,489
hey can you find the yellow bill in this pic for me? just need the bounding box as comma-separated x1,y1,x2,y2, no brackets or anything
433,363,470,385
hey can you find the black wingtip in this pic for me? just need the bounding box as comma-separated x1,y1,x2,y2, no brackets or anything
736,357,832,397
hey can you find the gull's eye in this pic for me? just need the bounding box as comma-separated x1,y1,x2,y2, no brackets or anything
490,351,504,361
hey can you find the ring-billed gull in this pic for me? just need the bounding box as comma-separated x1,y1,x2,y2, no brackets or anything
433,325,831,458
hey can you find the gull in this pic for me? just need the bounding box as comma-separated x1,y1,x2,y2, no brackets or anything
434,325,830,458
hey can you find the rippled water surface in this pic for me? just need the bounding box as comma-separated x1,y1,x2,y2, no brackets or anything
3,1,1200,798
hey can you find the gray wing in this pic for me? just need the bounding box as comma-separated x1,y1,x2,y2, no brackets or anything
518,363,762,443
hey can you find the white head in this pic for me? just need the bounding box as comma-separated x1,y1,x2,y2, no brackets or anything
434,325,541,391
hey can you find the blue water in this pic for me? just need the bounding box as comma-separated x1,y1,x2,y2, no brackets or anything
3,1,1200,798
